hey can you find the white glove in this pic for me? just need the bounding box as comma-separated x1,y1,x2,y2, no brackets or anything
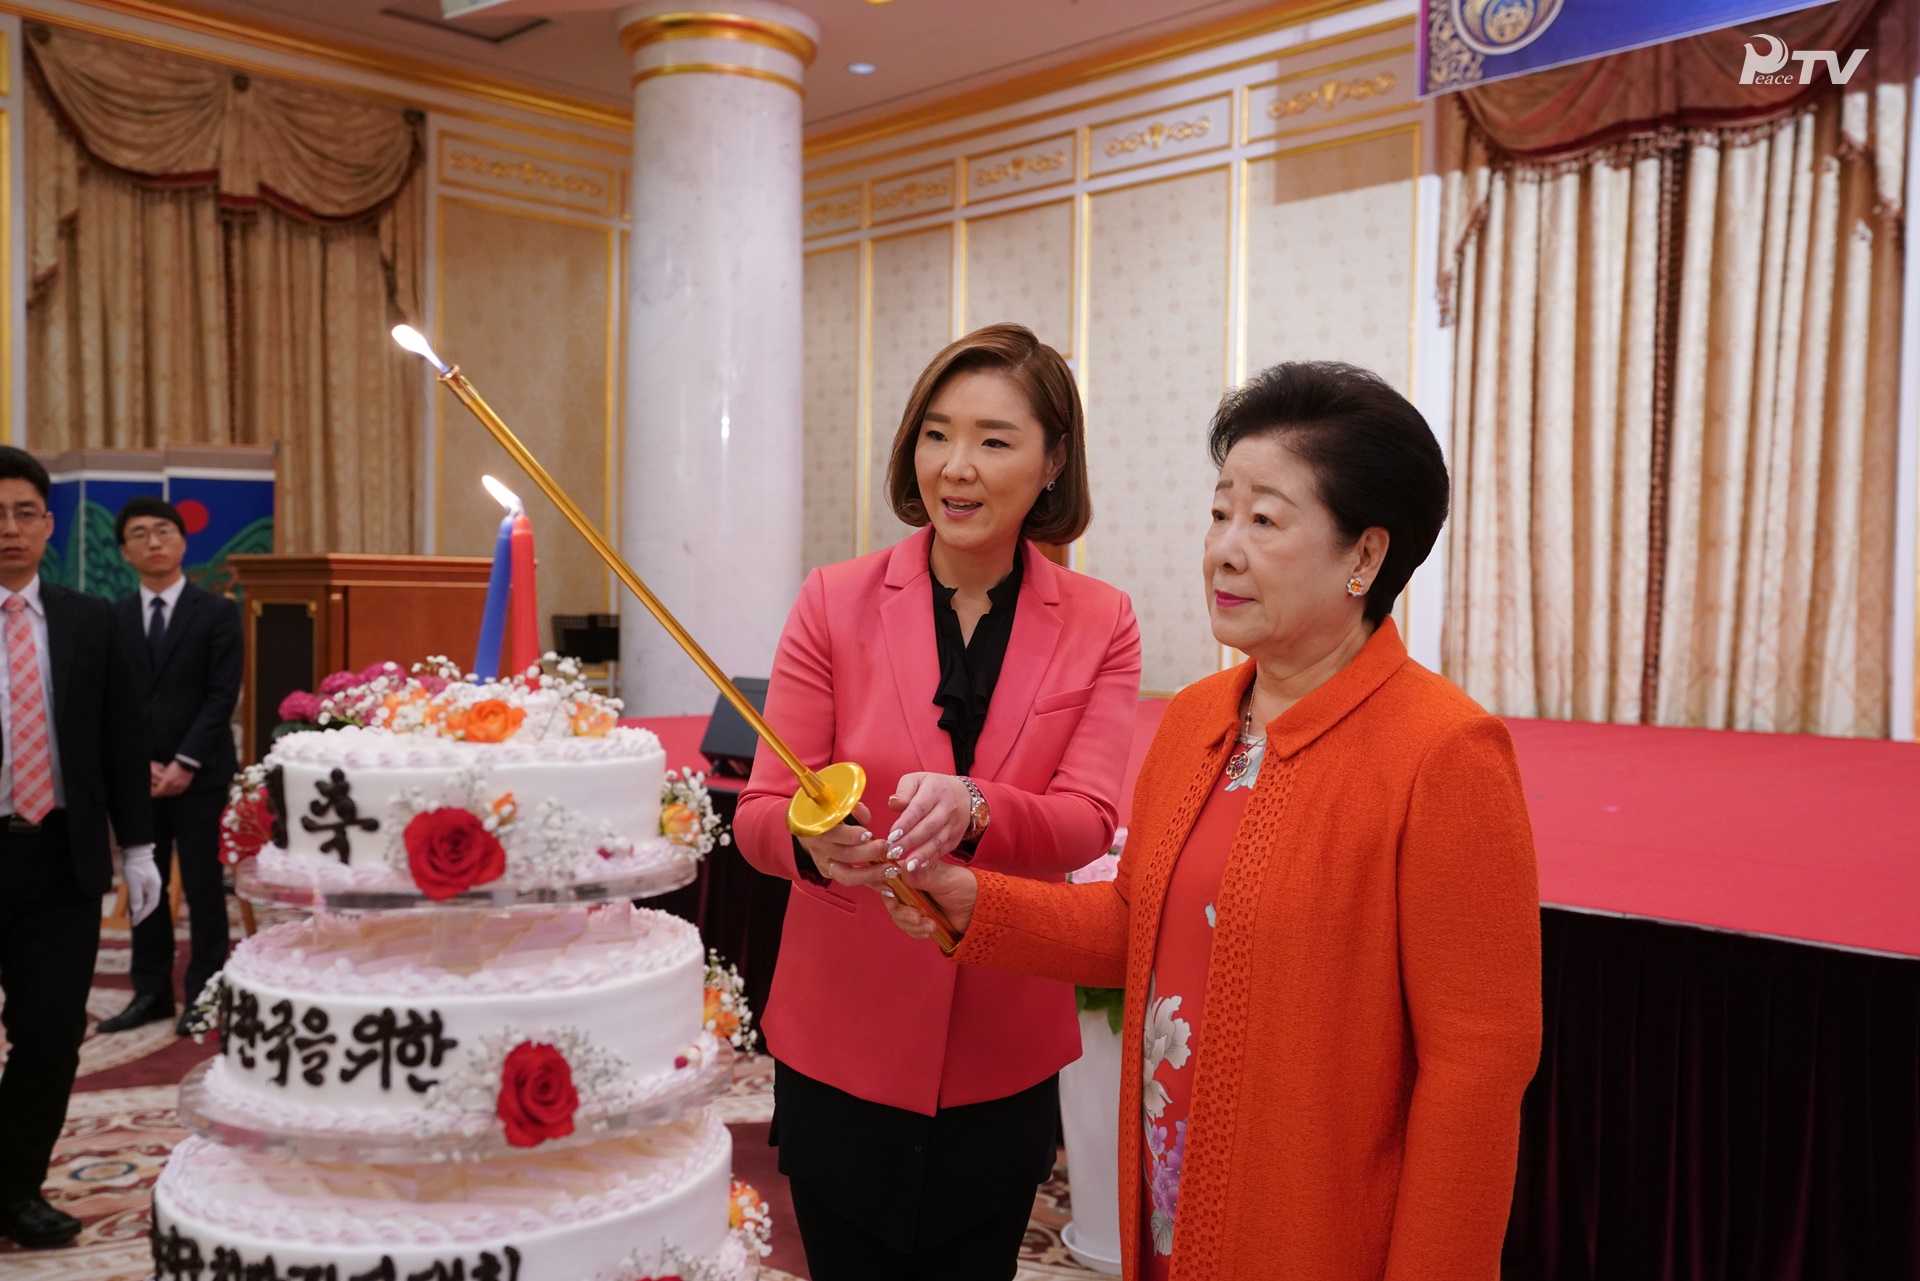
123,844,163,926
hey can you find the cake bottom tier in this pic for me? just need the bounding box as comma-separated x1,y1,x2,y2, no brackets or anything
152,1109,743,1281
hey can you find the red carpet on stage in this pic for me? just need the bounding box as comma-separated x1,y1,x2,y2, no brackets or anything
1505,718,1920,958
633,705,1920,957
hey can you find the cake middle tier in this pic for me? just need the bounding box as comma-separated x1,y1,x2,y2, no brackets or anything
210,904,709,1143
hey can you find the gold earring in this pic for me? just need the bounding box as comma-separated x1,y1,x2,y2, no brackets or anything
1346,577,1366,597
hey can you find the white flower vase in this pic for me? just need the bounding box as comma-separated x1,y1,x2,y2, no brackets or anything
1059,1008,1124,1274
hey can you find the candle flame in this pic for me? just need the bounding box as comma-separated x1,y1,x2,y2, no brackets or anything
390,324,450,374
482,475,522,512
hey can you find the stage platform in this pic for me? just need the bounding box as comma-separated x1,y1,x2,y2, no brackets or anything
634,705,1920,959
629,700,1919,1280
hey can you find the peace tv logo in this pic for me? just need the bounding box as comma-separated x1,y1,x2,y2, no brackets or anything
1739,34,1868,85
1451,0,1566,55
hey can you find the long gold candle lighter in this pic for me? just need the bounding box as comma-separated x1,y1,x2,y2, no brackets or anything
392,326,960,954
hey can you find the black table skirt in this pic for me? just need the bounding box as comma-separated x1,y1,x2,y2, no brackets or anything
1504,909,1920,1281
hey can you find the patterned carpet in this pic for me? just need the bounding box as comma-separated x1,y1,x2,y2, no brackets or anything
0,917,1113,1280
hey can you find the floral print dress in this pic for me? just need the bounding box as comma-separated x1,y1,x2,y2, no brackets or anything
1139,734,1262,1279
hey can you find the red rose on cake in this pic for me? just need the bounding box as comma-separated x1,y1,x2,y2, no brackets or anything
497,1041,579,1147
404,807,507,899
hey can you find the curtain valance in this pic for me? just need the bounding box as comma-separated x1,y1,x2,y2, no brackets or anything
26,21,418,221
1453,0,1891,162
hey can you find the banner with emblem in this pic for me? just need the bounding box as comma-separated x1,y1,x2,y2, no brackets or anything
1420,0,1833,95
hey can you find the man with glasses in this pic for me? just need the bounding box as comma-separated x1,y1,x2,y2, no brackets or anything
0,447,156,1248
97,497,241,1039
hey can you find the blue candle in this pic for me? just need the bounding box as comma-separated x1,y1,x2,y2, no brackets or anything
474,510,513,678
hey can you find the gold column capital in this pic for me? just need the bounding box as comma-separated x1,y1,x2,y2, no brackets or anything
619,11,818,67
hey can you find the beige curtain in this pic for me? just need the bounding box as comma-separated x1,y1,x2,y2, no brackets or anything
22,23,423,554
1655,104,1906,734
1441,135,1664,722
1441,4,1909,737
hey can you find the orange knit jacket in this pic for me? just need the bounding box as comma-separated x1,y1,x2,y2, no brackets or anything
955,620,1541,1281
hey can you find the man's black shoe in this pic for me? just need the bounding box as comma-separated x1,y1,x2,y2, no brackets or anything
94,992,174,1034
0,1196,81,1247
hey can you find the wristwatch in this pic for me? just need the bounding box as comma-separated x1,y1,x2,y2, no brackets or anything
959,777,991,841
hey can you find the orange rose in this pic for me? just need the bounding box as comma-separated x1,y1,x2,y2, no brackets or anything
571,705,616,737
704,988,741,1043
661,802,701,847
729,1179,764,1231
455,699,525,744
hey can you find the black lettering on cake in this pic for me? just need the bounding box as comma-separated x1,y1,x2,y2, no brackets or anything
264,1000,296,1087
341,1008,458,1093
265,765,288,848
300,768,379,863
224,989,264,1069
295,1006,337,1086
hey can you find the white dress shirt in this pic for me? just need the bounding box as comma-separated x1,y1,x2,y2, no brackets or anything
0,576,65,814
139,574,187,639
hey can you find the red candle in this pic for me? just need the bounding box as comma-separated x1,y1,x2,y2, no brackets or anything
507,510,539,676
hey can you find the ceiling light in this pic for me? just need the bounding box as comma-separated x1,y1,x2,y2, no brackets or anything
847,61,877,74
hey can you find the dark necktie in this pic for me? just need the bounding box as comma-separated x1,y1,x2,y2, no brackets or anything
148,595,166,662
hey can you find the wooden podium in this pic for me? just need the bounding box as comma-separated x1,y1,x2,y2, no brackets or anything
227,554,492,763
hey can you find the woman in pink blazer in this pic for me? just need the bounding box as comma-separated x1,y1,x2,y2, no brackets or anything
735,323,1142,1279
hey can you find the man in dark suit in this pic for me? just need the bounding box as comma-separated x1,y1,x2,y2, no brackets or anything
0,447,157,1248
98,496,242,1038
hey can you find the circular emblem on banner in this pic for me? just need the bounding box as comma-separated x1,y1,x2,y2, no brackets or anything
1453,0,1565,55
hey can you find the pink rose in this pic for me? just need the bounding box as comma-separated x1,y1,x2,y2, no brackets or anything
277,691,321,723
415,674,449,695
360,661,400,683
317,670,362,695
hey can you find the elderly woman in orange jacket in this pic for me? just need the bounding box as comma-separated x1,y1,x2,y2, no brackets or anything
880,361,1542,1281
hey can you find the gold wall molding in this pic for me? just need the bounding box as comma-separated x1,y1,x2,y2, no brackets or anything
1245,45,1416,144
438,132,617,217
965,134,1074,205
1104,115,1212,157
869,162,956,225
803,0,1383,161
1089,92,1232,177
631,62,801,95
0,0,629,134
802,17,1413,185
803,184,862,238
1268,71,1396,121
619,11,816,66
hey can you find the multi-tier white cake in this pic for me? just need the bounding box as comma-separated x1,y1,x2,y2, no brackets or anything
156,660,764,1281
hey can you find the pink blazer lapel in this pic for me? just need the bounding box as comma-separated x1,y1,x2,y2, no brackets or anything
880,531,955,775
968,542,1064,783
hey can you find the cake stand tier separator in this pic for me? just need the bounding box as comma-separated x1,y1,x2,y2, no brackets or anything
235,856,697,915
176,1037,734,1164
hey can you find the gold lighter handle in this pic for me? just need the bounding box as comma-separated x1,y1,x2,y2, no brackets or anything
432,366,962,952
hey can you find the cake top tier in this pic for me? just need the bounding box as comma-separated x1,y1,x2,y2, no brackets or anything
274,656,623,745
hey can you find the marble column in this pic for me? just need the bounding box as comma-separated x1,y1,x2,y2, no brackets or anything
616,0,817,714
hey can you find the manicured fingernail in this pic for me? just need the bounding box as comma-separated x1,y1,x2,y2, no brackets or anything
887,845,904,860
888,829,904,842
883,865,899,879
882,889,897,900
906,859,921,872
859,831,871,841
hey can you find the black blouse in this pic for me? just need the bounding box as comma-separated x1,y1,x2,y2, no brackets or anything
929,546,1023,777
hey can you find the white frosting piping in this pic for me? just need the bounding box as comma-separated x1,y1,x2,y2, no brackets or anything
266,725,665,769
158,1112,729,1245
225,905,700,997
